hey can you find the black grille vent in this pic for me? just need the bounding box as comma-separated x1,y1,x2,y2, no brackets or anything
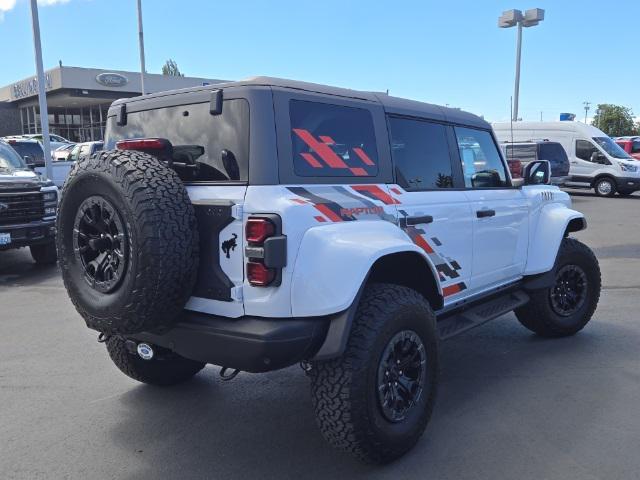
0,187,44,226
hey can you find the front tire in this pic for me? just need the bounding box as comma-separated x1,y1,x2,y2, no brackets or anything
310,283,438,464
30,241,58,265
594,177,616,197
106,336,205,386
516,238,601,337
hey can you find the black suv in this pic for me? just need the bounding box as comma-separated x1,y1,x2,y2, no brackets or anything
501,140,570,185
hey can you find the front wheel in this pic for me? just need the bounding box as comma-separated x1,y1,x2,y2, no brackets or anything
594,177,616,197
516,238,601,337
310,283,438,464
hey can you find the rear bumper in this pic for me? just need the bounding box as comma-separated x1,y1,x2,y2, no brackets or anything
131,311,330,373
615,176,640,192
0,219,56,250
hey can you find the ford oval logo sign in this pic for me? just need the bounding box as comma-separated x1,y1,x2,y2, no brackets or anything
95,73,129,88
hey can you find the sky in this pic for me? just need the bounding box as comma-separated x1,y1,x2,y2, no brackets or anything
0,0,638,122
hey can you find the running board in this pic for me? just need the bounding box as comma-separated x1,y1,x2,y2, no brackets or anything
437,290,530,340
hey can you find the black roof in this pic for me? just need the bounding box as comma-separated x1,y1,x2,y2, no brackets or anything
111,76,489,129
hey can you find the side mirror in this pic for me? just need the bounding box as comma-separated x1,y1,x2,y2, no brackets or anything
590,151,606,164
23,155,36,169
524,160,551,185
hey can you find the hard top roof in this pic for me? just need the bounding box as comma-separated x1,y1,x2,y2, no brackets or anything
111,76,489,129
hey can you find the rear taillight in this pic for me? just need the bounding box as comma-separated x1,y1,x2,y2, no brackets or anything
246,261,276,286
246,218,275,244
245,216,285,287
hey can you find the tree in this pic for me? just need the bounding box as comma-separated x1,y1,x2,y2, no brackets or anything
161,59,184,77
592,104,636,137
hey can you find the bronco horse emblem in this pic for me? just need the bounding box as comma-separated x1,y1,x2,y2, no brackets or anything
221,233,238,258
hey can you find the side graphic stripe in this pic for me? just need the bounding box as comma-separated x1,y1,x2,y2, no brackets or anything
350,185,400,205
443,282,467,297
300,152,323,168
286,186,355,222
352,147,375,166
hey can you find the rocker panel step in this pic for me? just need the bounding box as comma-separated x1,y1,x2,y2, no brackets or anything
437,290,530,340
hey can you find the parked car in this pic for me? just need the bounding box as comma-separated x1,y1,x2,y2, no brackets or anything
53,143,76,162
67,141,104,162
56,77,600,464
499,140,570,185
614,136,640,160
0,139,58,264
493,121,640,196
22,133,73,154
3,138,46,167
4,137,76,188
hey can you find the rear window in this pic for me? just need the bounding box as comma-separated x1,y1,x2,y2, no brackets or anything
504,144,537,163
538,143,568,164
105,99,250,182
8,142,45,166
290,100,378,177
632,141,640,154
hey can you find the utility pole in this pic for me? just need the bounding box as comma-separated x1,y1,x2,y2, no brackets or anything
29,0,52,180
583,101,591,124
137,0,146,95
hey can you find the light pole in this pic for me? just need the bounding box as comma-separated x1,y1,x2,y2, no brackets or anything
499,8,545,122
29,0,53,180
583,101,591,123
137,0,146,95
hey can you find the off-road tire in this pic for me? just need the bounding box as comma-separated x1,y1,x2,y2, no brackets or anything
106,336,205,386
310,283,438,464
56,150,199,335
516,238,600,337
30,241,57,265
594,177,616,197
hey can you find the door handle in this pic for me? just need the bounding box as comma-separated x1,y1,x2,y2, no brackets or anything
476,209,495,218
400,215,433,227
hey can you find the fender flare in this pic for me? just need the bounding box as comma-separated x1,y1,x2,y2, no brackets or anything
290,221,440,318
523,203,586,276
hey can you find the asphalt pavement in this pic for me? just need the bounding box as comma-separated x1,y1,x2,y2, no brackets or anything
1,190,639,480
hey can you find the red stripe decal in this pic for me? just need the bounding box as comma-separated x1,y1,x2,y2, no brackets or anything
350,167,368,176
293,129,348,169
314,215,327,223
300,152,323,168
319,135,335,145
351,185,400,205
314,203,342,222
412,234,434,254
290,198,307,205
352,147,375,166
390,187,403,195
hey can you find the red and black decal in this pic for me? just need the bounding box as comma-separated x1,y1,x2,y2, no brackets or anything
350,185,400,205
293,129,376,177
442,282,467,297
287,186,356,222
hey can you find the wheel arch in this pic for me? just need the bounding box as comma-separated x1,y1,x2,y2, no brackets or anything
591,174,617,188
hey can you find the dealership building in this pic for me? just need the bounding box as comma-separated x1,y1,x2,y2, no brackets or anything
0,66,225,142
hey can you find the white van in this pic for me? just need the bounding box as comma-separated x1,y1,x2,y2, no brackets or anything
492,121,640,196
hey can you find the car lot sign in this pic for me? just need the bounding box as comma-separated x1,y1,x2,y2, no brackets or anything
95,73,129,88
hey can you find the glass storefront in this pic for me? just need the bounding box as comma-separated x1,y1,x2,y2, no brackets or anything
19,104,110,143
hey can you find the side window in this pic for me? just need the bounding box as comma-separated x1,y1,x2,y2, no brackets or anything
576,139,598,161
289,100,378,177
455,127,508,188
387,117,453,190
632,141,640,154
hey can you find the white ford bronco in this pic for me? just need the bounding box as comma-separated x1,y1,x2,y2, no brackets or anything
57,77,601,464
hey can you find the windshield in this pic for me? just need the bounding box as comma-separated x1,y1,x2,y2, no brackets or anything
593,137,633,160
0,143,27,171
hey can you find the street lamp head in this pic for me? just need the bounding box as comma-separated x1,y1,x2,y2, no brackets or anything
522,8,545,27
498,9,522,28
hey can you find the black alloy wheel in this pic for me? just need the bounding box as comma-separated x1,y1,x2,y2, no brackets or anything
377,330,427,423
549,264,588,317
73,195,128,293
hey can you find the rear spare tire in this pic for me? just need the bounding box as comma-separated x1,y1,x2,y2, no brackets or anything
56,150,199,334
